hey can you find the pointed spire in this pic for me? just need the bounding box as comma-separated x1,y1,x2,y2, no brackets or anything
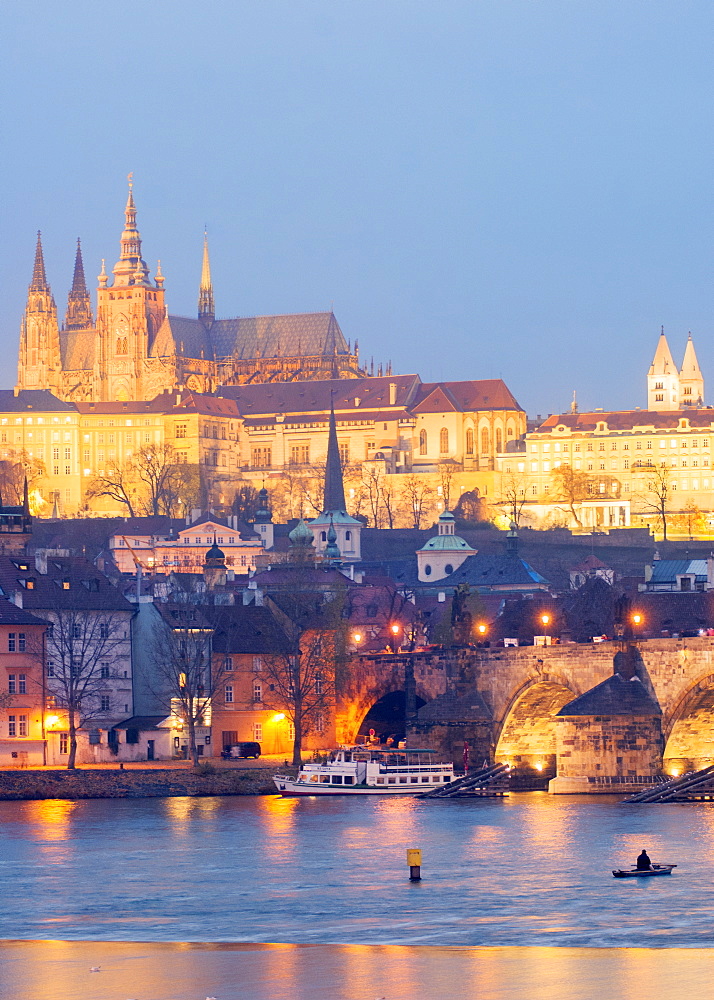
198,230,215,323
680,332,705,408
681,332,702,377
112,173,150,287
64,238,94,330
649,326,676,376
323,400,347,513
30,232,49,291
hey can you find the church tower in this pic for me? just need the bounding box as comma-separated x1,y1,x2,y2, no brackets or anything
198,231,214,325
63,239,94,331
309,403,362,562
94,177,166,401
647,328,679,411
16,233,62,394
679,333,704,408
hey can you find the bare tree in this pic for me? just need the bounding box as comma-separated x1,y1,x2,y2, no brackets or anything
633,461,671,541
551,464,592,527
0,450,46,508
35,609,129,769
150,606,224,767
263,580,349,764
85,461,138,516
496,472,529,527
438,460,459,511
361,464,385,527
401,475,435,529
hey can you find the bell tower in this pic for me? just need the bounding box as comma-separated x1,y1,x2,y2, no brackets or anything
16,232,62,394
94,176,166,401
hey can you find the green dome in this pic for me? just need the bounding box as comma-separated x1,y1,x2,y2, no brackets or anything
289,518,314,547
420,534,472,552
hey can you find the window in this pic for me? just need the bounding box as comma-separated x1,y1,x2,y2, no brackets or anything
481,428,489,454
252,656,262,672
574,444,580,452
439,428,449,453
46,662,54,678
100,664,110,679
252,446,272,468
7,633,15,652
72,624,81,638
339,442,349,465
99,624,109,639
314,712,325,734
315,673,323,696
290,444,310,465
175,423,187,438
599,443,605,451
18,674,26,694
419,429,427,455
18,715,27,737
64,447,71,460
224,684,234,703
100,696,111,712
8,715,16,737
59,733,68,754
223,656,233,672
252,723,263,742
496,429,502,452
8,674,15,694
253,681,262,703
465,428,474,455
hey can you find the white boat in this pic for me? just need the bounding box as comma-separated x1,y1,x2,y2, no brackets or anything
273,746,455,796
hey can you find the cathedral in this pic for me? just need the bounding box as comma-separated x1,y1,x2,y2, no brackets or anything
16,182,364,402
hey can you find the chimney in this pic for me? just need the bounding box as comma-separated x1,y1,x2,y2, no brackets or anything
11,590,22,609
389,383,397,406
34,550,48,575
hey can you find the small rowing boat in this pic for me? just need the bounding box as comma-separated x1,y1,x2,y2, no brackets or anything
612,864,677,878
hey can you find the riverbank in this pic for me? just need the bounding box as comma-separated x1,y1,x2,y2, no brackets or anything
0,765,292,800
2,941,711,1000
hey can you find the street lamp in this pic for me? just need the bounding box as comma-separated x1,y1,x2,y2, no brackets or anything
352,631,363,647
389,623,401,653
632,612,644,639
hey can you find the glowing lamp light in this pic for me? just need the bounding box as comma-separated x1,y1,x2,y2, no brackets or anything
352,632,363,644
45,715,59,727
391,624,401,635
477,624,487,635
534,762,544,772
669,768,680,778
271,713,286,723
633,613,643,625
541,614,551,626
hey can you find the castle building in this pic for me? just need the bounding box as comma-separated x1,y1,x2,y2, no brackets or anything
17,182,363,403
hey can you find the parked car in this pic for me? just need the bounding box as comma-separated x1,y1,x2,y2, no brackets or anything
221,742,261,759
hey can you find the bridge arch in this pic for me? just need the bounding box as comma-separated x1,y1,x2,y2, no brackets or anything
663,672,714,773
494,675,579,781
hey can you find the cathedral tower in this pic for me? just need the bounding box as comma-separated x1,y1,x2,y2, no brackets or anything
647,328,679,411
63,239,94,331
679,333,704,408
16,233,62,394
94,178,166,401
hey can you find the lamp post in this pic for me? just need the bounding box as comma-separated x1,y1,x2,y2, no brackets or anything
476,622,487,648
389,622,401,653
540,613,551,644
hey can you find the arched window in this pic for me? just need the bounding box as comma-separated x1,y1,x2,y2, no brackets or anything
419,429,427,455
496,429,502,453
440,428,449,453
466,429,474,455
481,428,489,454
444,563,453,576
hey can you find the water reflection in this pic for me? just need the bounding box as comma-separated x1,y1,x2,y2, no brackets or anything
4,942,714,1000
22,799,77,842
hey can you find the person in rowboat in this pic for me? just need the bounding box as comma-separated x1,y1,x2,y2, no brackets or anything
636,849,652,871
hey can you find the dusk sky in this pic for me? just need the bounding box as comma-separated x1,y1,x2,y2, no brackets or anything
2,1,713,417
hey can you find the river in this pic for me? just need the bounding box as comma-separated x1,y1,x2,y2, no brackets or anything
1,792,713,998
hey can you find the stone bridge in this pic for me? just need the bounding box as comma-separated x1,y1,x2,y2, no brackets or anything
336,639,714,791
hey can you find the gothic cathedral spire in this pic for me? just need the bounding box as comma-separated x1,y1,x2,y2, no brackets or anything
64,238,94,331
198,230,215,324
111,174,151,287
16,232,62,395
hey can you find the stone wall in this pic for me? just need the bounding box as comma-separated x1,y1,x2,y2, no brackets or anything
0,767,286,801
549,715,663,794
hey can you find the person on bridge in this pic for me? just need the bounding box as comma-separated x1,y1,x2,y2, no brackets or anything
636,849,652,871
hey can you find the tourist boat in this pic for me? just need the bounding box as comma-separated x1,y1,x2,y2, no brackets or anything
273,746,455,796
612,864,677,878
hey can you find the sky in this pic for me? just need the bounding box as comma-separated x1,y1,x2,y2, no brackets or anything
2,1,713,418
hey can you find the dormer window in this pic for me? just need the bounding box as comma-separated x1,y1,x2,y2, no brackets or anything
61,580,70,590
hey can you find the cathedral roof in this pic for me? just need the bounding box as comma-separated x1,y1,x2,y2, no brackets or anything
60,329,96,370
413,379,523,412
151,311,350,363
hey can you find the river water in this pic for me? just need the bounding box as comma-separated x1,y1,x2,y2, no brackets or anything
1,792,713,947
